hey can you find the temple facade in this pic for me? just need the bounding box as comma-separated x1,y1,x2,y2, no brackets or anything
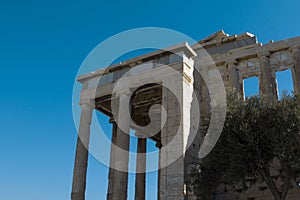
71,31,300,200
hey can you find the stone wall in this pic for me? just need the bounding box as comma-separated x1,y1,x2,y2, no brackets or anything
192,31,300,200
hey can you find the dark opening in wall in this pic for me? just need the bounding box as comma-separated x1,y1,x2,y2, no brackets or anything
275,69,294,98
243,76,259,99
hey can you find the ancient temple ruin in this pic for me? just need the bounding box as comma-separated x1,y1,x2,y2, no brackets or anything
71,31,300,200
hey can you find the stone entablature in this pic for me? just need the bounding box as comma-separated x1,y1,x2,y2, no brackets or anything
194,31,300,99
77,42,196,104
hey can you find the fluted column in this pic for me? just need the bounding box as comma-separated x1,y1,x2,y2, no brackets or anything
134,137,147,200
259,53,277,99
292,47,300,94
111,90,131,200
107,118,117,200
227,60,242,94
71,100,94,200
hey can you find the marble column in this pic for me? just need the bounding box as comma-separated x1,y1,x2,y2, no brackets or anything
292,48,300,94
71,100,94,200
155,141,162,200
107,118,117,200
259,54,277,99
111,91,131,200
134,137,147,200
228,61,242,94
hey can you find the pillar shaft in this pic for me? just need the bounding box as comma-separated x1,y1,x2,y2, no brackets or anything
228,62,241,93
107,120,117,200
292,48,300,94
135,138,147,200
111,127,130,200
156,141,162,200
111,91,131,200
159,72,194,199
71,101,94,200
259,55,277,99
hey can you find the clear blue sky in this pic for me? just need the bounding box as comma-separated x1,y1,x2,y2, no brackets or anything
0,0,299,200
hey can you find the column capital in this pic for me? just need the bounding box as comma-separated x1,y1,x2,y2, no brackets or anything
225,59,238,66
291,47,300,54
120,88,131,95
109,117,116,124
113,88,132,98
257,50,271,59
79,99,95,110
135,131,143,138
155,141,162,149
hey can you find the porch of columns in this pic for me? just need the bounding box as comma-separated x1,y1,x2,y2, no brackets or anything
71,99,95,200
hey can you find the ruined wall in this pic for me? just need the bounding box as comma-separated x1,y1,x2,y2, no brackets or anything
192,32,300,200
196,32,300,98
